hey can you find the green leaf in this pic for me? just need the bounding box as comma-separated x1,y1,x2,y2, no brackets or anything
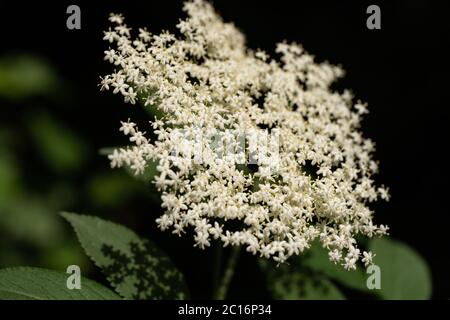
369,237,432,299
61,212,189,300
303,241,369,291
0,267,120,300
260,260,345,300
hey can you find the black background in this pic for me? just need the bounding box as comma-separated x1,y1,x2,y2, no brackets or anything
1,0,449,299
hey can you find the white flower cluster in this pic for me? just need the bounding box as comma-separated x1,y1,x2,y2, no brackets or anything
101,0,389,269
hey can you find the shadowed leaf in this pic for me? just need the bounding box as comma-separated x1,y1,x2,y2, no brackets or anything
61,212,188,300
259,260,345,300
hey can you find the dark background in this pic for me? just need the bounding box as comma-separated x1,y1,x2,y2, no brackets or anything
1,0,449,299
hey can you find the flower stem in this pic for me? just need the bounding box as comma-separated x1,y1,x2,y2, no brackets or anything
211,241,222,297
214,245,240,300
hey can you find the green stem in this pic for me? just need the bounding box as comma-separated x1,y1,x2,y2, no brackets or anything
211,242,222,297
214,245,240,300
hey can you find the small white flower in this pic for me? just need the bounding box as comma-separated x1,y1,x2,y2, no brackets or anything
119,120,136,135
112,76,128,94
115,25,131,37
361,251,375,267
329,249,342,263
123,87,137,104
378,186,390,201
109,13,124,24
129,131,146,145
344,256,357,270
104,49,116,63
138,28,152,42
103,28,117,43
108,149,122,168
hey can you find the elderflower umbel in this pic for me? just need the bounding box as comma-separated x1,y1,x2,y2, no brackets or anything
101,0,389,269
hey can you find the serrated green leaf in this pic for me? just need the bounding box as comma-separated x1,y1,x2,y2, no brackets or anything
61,212,188,300
303,241,369,291
259,260,345,300
369,237,432,299
0,267,120,300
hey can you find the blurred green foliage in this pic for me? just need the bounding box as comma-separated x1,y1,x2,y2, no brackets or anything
0,136,20,203
88,171,144,208
27,112,87,173
0,54,158,277
0,55,58,101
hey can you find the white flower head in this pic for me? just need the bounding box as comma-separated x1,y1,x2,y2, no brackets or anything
101,0,389,267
